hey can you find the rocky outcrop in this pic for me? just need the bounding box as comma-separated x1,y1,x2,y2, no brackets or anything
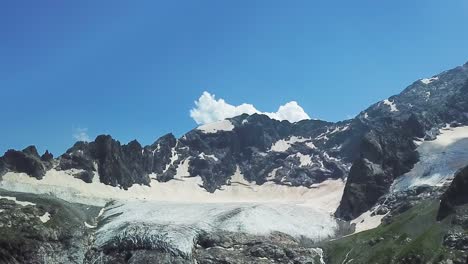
0,191,98,264
437,166,468,220
0,159,6,178
86,230,325,264
195,231,324,264
93,136,150,188
336,120,420,220
56,134,177,188
443,233,468,250
49,114,354,192
337,63,468,219
1,146,51,179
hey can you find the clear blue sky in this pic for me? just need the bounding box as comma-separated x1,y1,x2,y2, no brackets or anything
1,0,468,155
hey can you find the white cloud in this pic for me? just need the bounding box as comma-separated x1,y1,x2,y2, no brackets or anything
73,128,90,142
190,91,311,125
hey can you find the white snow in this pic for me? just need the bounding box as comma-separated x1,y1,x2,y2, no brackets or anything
421,76,439,84
292,153,313,167
68,166,345,256
351,210,386,234
269,136,310,152
163,146,179,173
95,200,340,255
0,195,51,223
197,119,234,133
426,91,431,100
84,222,97,228
266,168,279,181
0,159,346,256
316,130,330,141
329,125,349,135
383,99,399,112
0,195,35,206
0,166,345,210
39,212,51,223
392,126,468,191
364,112,369,119
198,152,219,161
306,141,317,149
98,208,105,218
313,248,326,264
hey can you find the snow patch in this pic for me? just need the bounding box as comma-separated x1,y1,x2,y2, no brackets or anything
292,153,313,167
163,146,179,173
198,152,219,161
39,212,51,223
197,119,234,133
383,99,399,112
266,168,279,181
269,136,310,152
351,210,386,234
426,91,431,100
98,208,105,218
0,195,35,206
421,76,439,84
306,142,317,149
84,222,97,228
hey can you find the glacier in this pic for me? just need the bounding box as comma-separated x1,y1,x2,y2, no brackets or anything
392,125,468,192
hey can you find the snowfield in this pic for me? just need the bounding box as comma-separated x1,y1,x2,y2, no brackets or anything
392,126,468,192
0,163,345,213
0,161,346,254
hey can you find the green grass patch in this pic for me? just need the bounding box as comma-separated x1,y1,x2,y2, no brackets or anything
323,200,454,264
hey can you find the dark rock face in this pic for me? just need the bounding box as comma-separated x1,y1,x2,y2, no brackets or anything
51,114,353,192
0,158,6,178
40,150,54,170
336,121,421,220
336,158,387,220
93,136,150,188
2,146,48,179
438,166,468,220
56,134,177,188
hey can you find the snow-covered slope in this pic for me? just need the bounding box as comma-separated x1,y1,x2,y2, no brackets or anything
392,125,468,192
0,164,344,210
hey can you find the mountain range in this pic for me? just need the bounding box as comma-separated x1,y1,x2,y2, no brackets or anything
1,62,468,263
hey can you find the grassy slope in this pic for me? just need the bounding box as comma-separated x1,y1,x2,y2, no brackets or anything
323,200,456,264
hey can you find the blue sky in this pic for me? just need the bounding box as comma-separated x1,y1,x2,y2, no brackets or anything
1,0,468,155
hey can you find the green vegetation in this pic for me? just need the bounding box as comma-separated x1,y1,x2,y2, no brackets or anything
322,200,456,264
